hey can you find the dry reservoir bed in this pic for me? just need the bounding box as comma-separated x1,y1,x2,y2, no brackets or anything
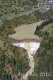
9,21,43,40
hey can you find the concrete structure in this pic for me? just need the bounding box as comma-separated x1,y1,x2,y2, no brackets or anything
9,21,43,57
9,21,42,80
12,41,40,80
12,41,40,57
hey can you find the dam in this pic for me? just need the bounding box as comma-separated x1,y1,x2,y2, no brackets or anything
9,21,42,57
10,38,40,80
12,40,40,57
9,21,43,80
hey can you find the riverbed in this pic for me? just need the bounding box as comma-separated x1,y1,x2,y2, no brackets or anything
9,21,43,80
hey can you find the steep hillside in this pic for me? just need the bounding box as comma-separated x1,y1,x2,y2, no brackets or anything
0,19,30,80
0,1,53,80
28,20,53,80
0,0,53,23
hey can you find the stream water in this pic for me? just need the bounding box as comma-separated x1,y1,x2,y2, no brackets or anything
12,42,40,80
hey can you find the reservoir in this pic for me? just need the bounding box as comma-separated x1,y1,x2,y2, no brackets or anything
9,21,42,79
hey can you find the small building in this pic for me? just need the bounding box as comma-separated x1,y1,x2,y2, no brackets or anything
49,0,53,4
44,0,53,10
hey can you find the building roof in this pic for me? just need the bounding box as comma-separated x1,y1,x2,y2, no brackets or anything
44,1,53,6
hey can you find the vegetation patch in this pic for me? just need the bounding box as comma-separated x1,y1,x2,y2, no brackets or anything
30,21,53,80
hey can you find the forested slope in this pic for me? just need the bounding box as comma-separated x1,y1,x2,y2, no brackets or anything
28,20,53,80
0,18,30,80
0,1,53,80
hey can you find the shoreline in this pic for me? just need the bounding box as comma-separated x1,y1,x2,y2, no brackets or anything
10,38,40,43
9,21,43,42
